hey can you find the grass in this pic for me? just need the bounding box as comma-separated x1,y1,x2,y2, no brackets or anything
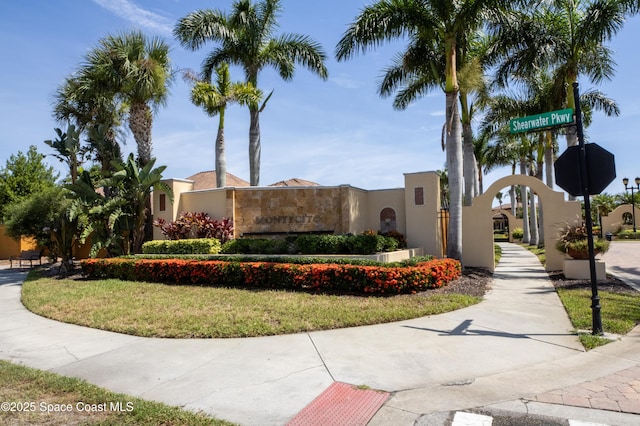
520,244,640,349
22,272,480,338
0,360,234,425
556,287,640,349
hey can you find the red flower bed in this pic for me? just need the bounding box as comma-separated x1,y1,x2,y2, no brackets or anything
81,258,461,295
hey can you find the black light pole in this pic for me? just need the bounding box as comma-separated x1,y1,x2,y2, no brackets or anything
622,177,640,233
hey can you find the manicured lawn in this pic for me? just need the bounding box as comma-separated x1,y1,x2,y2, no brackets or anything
0,360,233,425
22,273,480,338
520,243,640,349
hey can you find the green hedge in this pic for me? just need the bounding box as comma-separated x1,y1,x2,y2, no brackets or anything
142,238,221,255
616,230,640,240
81,257,461,296
221,234,399,255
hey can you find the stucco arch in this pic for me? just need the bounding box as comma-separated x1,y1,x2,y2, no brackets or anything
463,175,581,271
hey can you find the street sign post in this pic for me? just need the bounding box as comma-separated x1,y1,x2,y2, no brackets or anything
509,108,574,134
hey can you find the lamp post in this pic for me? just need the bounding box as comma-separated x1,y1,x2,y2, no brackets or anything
623,177,640,233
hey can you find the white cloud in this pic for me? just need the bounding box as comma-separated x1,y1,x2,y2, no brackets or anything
92,0,173,35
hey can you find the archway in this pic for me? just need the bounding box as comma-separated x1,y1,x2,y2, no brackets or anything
463,175,581,272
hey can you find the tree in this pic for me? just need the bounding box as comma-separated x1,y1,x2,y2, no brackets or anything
67,155,172,256
44,125,87,184
4,186,77,275
174,0,328,186
336,0,509,261
188,64,261,188
53,71,124,177
0,145,58,222
109,154,173,254
87,31,173,166
488,0,625,149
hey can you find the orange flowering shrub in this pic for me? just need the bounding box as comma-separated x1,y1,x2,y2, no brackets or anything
81,257,461,295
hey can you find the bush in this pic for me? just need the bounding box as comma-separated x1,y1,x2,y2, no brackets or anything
616,230,640,240
142,238,221,255
154,212,233,243
555,220,609,256
221,233,400,255
81,257,461,295
512,227,524,239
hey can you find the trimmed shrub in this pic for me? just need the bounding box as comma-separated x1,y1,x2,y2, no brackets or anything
81,257,461,295
154,212,234,243
221,234,400,255
142,238,221,255
512,227,524,240
616,230,640,240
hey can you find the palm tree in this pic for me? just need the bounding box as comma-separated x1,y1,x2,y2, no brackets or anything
174,0,328,186
336,0,504,261
488,0,625,149
53,73,123,176
187,64,261,188
87,31,173,166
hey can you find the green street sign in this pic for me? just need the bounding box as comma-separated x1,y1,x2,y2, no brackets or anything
509,108,574,134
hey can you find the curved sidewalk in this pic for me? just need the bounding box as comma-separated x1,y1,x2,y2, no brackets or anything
0,243,639,425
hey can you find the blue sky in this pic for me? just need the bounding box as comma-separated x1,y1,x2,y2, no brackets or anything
1,0,639,198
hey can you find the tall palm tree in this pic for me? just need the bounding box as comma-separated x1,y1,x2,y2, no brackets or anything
88,31,173,166
187,64,261,188
174,0,328,186
336,0,505,261
488,0,624,149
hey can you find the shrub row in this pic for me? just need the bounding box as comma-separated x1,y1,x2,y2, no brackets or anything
132,254,434,268
81,257,461,295
142,239,221,254
221,234,399,255
616,230,640,240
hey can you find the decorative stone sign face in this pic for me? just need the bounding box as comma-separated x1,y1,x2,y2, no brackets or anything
234,187,345,236
254,215,321,225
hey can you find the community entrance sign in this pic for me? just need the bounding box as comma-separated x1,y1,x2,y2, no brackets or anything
509,108,574,134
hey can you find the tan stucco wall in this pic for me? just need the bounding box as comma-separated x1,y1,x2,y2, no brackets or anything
155,171,441,253
366,189,407,235
403,172,442,257
464,175,580,271
601,204,636,235
152,178,194,240
492,209,524,242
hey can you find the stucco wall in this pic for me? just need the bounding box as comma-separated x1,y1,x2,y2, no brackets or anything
464,175,580,271
0,224,38,259
601,204,636,235
155,172,440,253
403,172,442,257
367,189,407,235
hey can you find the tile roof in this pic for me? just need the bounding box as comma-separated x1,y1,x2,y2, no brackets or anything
186,171,250,190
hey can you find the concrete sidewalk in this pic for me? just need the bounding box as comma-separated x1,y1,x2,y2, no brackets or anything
0,243,639,425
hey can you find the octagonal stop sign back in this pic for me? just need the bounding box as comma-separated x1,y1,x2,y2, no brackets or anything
554,143,616,196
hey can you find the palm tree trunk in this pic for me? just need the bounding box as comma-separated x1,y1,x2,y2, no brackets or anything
544,131,554,188
520,159,530,244
446,91,463,261
129,102,153,165
529,191,539,246
462,115,474,206
216,110,227,188
249,107,261,186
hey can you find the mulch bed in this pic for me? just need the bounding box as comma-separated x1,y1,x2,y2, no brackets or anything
549,272,637,295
